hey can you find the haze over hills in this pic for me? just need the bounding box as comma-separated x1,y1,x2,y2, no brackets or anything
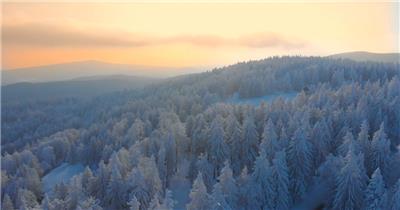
2,51,399,86
1,60,203,85
328,51,399,63
2,75,159,103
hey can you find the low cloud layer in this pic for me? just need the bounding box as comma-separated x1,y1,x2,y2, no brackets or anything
3,23,305,49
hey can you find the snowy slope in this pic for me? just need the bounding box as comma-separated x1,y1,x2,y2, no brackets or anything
226,92,298,105
42,163,85,192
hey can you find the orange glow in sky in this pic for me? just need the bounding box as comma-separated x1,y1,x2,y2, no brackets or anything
2,2,399,69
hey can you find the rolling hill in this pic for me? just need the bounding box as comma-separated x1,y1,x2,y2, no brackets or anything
328,51,399,63
1,60,202,85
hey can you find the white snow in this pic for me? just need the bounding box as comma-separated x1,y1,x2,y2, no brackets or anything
226,92,298,105
42,163,85,192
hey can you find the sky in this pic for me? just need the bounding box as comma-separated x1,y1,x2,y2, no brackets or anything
1,1,399,70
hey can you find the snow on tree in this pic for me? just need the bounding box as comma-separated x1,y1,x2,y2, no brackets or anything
105,162,127,209
127,168,151,209
76,197,103,210
138,156,162,197
208,116,229,177
210,183,232,210
310,119,332,165
16,189,38,210
127,196,140,210
160,189,175,210
164,132,177,184
2,194,15,210
358,121,371,169
187,173,212,210
251,152,274,209
370,123,391,179
260,119,280,161
126,118,145,144
225,114,243,175
333,147,367,210
196,153,214,191
390,179,400,210
338,131,361,157
148,194,162,210
216,161,238,209
314,154,344,209
287,127,313,203
241,115,259,170
272,150,291,210
364,168,388,210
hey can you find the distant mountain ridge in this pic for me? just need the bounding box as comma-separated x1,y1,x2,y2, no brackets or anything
2,75,159,103
328,51,399,63
1,60,202,85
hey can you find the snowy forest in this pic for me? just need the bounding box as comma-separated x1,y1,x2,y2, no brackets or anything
2,56,400,210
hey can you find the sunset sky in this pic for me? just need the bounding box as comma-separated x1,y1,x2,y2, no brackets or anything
2,1,399,70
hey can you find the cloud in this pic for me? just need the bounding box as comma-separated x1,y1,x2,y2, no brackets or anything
3,23,306,49
2,23,149,47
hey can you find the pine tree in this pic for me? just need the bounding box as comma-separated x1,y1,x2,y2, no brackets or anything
236,167,252,210
358,121,371,171
208,116,229,177
127,196,140,210
77,197,103,210
391,179,400,210
127,168,151,209
287,127,313,203
2,194,14,210
272,151,291,210
161,189,175,210
260,119,280,161
333,147,367,210
242,116,259,170
187,173,212,210
251,152,274,210
338,131,361,157
196,153,214,191
217,161,238,209
311,119,332,165
370,123,391,178
148,194,161,210
227,115,243,175
364,168,387,210
210,183,232,210
105,163,127,209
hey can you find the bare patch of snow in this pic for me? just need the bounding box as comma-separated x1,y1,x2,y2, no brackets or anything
226,92,298,105
170,176,191,210
42,163,85,192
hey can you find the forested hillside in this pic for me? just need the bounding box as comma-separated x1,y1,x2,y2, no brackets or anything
2,56,400,210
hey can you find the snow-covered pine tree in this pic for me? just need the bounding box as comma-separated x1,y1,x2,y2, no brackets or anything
333,147,367,210
260,119,280,161
242,115,259,170
160,189,175,210
127,196,140,210
287,127,313,203
251,151,274,210
370,123,391,179
391,179,400,210
208,116,229,177
217,161,238,209
187,173,212,210
211,183,232,210
364,168,388,210
272,150,291,210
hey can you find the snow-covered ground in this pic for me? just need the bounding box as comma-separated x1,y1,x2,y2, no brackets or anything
42,163,85,192
226,92,298,105
170,176,191,210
